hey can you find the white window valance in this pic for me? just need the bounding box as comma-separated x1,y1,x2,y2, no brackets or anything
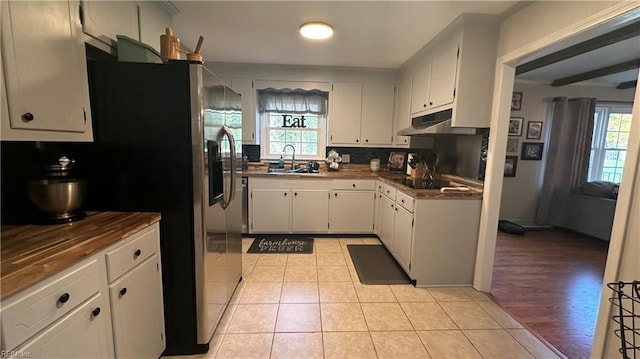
257,88,328,114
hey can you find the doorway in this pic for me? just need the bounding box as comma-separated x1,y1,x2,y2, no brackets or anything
474,3,640,358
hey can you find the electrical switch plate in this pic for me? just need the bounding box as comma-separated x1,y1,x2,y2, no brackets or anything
342,154,350,163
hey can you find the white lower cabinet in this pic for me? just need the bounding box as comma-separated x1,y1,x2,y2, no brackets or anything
249,178,375,234
378,181,482,286
251,189,291,232
17,293,112,358
109,254,164,359
380,195,395,250
0,223,165,358
329,191,375,233
392,205,413,273
379,188,415,273
293,190,329,232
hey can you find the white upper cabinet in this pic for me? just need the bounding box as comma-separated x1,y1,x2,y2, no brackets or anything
402,15,499,128
394,74,412,147
1,1,93,141
410,45,458,115
362,83,395,146
330,82,362,145
231,78,257,144
330,82,395,147
410,64,431,115
81,1,139,45
428,45,458,110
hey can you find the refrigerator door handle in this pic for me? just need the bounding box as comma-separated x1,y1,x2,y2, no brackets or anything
217,125,237,209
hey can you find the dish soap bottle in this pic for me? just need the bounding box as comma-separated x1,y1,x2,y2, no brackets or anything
278,155,285,168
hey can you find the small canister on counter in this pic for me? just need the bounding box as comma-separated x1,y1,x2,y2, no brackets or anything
370,159,380,172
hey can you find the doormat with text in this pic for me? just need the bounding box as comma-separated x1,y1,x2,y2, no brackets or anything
247,236,314,254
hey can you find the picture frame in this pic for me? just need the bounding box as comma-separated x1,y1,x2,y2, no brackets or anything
506,138,519,153
521,142,544,160
511,92,523,111
387,151,406,171
504,156,518,177
508,117,523,136
526,121,543,139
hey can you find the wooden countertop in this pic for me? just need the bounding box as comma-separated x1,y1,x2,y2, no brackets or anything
1,211,161,300
242,164,483,198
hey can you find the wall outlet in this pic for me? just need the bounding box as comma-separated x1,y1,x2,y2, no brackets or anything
342,154,350,163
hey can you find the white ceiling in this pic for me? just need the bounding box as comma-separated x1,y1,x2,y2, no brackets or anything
171,1,517,69
170,1,638,88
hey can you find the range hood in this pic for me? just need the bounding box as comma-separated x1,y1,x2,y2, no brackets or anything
397,109,481,135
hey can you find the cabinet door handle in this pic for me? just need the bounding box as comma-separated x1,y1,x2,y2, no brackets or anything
294,192,298,197
390,204,394,208
334,193,338,197
429,102,433,106
134,249,142,258
22,112,34,122
352,184,356,188
284,192,287,197
92,307,101,317
58,292,70,304
395,208,398,212
365,139,369,143
120,288,127,297
423,104,427,108
355,139,359,143
401,199,405,203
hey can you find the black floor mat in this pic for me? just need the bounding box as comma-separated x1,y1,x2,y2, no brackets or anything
347,244,411,285
247,235,314,254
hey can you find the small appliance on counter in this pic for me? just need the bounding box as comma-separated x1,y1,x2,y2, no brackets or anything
27,155,87,224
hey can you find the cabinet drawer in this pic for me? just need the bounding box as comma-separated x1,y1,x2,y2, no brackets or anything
332,179,375,190
1,259,102,350
17,292,113,358
396,191,415,213
383,183,397,199
106,226,158,282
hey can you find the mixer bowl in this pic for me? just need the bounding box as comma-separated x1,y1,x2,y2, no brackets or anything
28,179,87,219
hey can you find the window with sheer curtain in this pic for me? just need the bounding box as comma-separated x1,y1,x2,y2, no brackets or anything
258,88,328,161
589,102,633,183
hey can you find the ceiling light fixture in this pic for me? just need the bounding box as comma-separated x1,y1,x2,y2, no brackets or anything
299,22,334,40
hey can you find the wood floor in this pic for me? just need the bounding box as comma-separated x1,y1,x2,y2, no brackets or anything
491,229,609,359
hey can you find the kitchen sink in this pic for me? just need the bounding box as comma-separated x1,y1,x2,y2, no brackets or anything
263,168,319,174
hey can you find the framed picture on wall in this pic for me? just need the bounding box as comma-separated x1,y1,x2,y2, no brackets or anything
508,117,523,136
511,92,523,111
504,156,518,177
521,142,544,160
506,138,519,153
526,121,543,139
387,152,406,171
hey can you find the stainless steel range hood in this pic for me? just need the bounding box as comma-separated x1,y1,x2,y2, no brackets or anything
397,109,481,135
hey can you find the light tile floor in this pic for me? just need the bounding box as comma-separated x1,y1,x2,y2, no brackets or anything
167,237,562,359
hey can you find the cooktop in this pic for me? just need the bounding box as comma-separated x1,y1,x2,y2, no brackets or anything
393,178,448,189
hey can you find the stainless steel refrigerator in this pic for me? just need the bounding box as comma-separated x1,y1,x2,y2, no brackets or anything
87,60,242,355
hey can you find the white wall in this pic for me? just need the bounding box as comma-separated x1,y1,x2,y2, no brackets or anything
499,82,636,224
205,62,398,85
498,1,627,57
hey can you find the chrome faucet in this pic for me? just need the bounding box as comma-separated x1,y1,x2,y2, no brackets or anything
282,144,296,170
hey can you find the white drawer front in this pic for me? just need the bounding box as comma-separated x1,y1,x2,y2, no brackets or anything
106,226,158,282
332,179,375,190
1,259,102,350
396,191,415,213
383,183,397,200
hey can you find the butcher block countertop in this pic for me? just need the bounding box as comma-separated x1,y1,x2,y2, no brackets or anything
1,211,161,300
243,163,483,198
